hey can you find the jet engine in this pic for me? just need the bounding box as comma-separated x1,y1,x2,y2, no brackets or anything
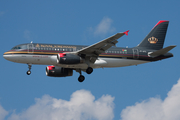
46,66,73,77
57,53,83,64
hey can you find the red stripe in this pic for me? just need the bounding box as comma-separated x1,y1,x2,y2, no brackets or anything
152,20,169,29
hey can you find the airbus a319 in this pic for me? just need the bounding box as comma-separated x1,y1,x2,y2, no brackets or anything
3,20,176,82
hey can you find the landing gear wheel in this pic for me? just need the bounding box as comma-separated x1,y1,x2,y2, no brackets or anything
27,70,31,75
27,64,32,75
78,75,85,82
86,67,93,74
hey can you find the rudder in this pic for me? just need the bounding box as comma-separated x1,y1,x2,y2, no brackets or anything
137,20,169,50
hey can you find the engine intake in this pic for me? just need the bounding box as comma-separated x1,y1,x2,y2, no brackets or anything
46,66,73,77
57,53,82,64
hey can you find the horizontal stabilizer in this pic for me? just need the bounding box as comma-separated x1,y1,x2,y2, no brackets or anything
148,45,176,57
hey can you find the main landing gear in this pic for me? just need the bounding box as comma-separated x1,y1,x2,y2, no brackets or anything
77,67,93,82
26,64,32,75
77,70,85,82
78,75,85,82
86,67,93,74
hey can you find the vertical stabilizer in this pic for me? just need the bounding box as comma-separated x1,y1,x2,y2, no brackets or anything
137,20,169,50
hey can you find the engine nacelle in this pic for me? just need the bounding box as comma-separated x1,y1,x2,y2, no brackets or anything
57,53,82,64
46,66,73,77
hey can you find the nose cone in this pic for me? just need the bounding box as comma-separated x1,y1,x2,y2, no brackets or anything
3,52,16,62
3,52,11,61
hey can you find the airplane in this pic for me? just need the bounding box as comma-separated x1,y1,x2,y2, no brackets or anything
3,20,176,82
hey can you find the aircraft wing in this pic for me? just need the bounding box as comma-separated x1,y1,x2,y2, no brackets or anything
75,31,129,63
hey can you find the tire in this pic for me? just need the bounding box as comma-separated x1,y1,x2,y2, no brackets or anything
27,71,31,75
78,75,85,82
86,67,93,74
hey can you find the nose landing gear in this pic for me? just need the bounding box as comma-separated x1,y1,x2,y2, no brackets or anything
27,64,32,75
27,70,31,75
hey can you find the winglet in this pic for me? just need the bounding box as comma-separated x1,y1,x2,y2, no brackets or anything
124,30,129,36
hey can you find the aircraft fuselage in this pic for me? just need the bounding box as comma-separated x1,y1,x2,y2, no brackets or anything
3,43,173,69
3,20,175,82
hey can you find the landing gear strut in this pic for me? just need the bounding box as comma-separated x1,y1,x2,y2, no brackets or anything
76,67,93,82
27,64,32,75
77,70,85,82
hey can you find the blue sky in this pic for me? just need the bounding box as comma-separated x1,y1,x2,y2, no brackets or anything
0,0,180,120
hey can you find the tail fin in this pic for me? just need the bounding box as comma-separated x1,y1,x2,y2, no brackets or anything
137,20,169,50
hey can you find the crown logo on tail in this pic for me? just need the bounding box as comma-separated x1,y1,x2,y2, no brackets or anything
36,44,40,47
148,37,158,44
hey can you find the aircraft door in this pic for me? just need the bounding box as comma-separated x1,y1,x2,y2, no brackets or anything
133,49,139,59
27,44,34,53
73,47,77,52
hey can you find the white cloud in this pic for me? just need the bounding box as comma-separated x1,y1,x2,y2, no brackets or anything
120,79,180,120
0,105,8,120
1,79,180,120
94,17,116,36
6,89,114,120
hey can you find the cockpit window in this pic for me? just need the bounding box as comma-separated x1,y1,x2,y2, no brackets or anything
21,45,27,49
11,45,27,50
11,47,18,50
